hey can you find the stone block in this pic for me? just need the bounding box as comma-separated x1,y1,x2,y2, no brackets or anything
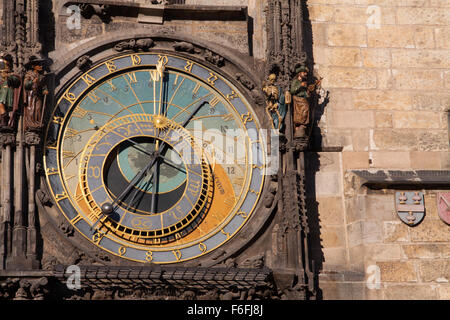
437,286,450,300
372,129,419,151
419,260,450,282
402,244,448,259
353,90,412,111
328,89,354,110
435,27,450,49
384,284,437,300
417,130,449,151
362,221,384,244
321,67,377,89
384,221,410,243
374,112,393,128
315,171,342,196
347,221,363,247
392,111,441,129
365,194,396,221
367,26,415,48
309,4,334,22
412,93,450,112
411,219,450,242
311,22,327,46
361,49,391,68
376,69,395,90
321,225,347,248
342,152,370,170
327,24,367,47
365,244,404,262
317,196,345,225
322,247,348,271
370,151,411,169
392,69,443,90
334,6,395,25
329,110,375,129
351,129,370,151
377,261,417,282
391,49,450,68
316,47,363,67
413,26,436,49
410,151,441,170
310,151,341,172
424,193,440,219
397,7,450,25
441,152,450,169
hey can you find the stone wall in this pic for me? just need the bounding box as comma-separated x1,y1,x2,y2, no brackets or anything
307,0,450,299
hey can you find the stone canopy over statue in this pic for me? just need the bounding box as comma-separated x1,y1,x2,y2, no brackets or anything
0,57,21,129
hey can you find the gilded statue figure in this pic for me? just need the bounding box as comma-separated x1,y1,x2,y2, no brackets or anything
0,58,21,129
289,66,321,138
23,63,48,131
262,74,288,131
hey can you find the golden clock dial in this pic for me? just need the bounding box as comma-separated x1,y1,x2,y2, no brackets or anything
45,53,266,263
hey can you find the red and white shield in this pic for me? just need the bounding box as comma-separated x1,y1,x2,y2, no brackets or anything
437,193,450,225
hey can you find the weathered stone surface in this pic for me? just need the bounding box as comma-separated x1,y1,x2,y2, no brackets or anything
354,90,412,111
383,221,410,243
370,151,411,169
365,195,396,221
327,24,367,47
419,260,450,282
317,196,345,225
411,219,450,242
371,129,419,151
384,285,437,300
321,225,347,248
342,152,369,170
437,286,450,300
315,172,342,196
365,244,404,261
329,110,375,129
392,111,441,129
411,150,443,169
402,244,449,259
377,261,417,282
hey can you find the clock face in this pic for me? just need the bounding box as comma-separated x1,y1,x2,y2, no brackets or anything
44,52,266,263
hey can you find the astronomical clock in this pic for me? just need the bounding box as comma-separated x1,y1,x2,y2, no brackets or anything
44,52,267,264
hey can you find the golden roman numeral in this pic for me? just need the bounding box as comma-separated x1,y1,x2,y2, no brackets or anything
105,60,117,73
63,92,76,104
192,83,201,96
222,114,234,121
241,112,253,124
72,107,88,118
126,72,138,84
184,60,194,73
209,96,220,107
199,242,207,253
149,70,160,82
207,72,218,86
81,74,96,86
52,116,63,125
64,127,79,139
172,249,182,261
131,54,141,66
226,90,238,100
62,150,75,160
54,192,68,202
87,91,100,104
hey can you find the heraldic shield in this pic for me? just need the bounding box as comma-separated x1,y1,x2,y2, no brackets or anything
437,193,450,225
395,192,425,226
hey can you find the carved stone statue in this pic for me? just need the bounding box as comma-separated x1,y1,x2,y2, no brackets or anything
23,62,48,131
0,57,21,129
289,66,321,138
262,74,287,131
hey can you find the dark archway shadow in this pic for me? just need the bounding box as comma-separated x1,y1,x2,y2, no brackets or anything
302,0,330,300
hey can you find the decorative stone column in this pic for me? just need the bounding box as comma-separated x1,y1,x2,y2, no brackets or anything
25,130,41,269
0,132,16,270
